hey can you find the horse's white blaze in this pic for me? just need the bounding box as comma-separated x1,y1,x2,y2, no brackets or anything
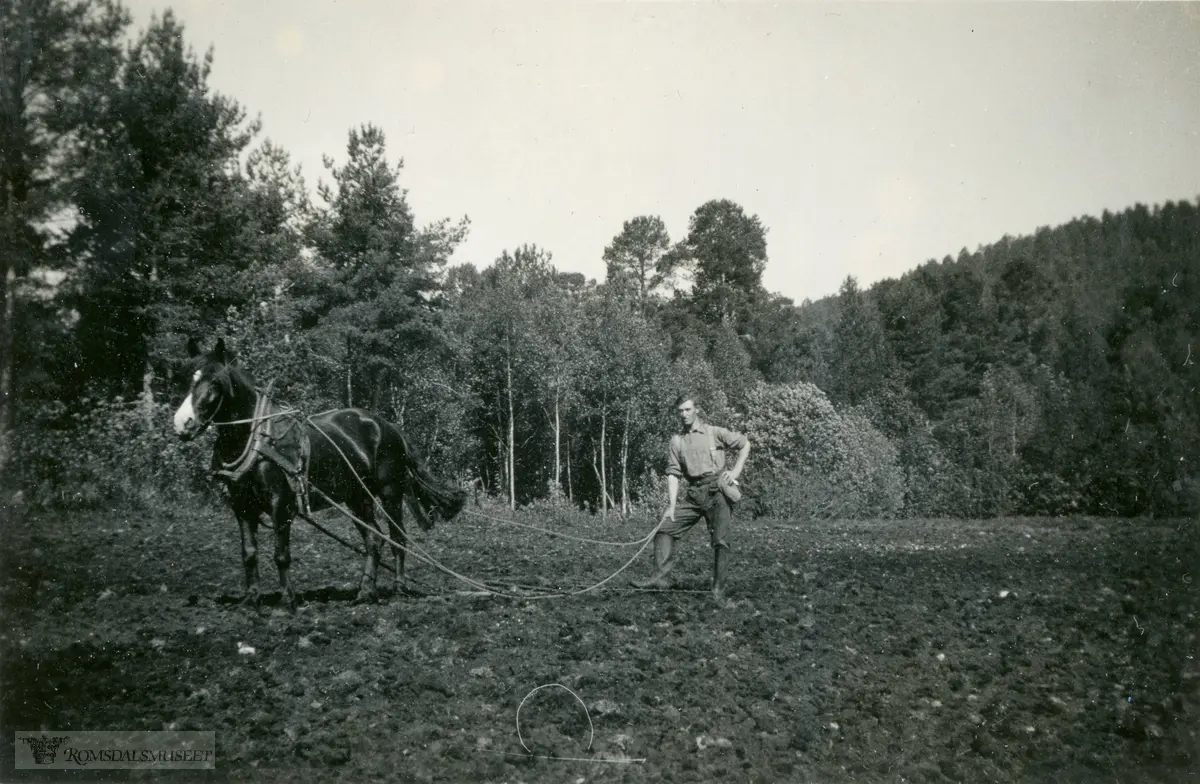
174,393,196,434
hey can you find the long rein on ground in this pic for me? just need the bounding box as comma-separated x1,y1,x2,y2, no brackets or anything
203,388,665,601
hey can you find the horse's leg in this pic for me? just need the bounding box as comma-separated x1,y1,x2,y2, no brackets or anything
380,488,406,597
352,494,382,604
270,490,298,612
233,501,262,609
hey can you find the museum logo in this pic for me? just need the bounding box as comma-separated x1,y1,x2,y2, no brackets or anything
14,731,215,770
19,735,68,765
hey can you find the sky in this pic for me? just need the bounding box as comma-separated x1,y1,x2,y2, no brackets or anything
121,0,1200,304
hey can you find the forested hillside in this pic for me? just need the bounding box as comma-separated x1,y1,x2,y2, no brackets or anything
811,204,1200,518
4,2,1197,519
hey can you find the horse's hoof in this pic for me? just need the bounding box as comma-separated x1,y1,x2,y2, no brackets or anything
238,593,262,612
352,590,376,605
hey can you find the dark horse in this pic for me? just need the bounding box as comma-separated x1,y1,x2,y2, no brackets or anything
173,337,466,609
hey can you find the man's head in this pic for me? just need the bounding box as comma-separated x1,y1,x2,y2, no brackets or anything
674,394,699,430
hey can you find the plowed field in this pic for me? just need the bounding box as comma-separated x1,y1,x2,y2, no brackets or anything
2,502,1197,782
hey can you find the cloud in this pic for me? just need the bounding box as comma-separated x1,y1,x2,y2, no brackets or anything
275,26,305,58
876,177,920,222
411,60,445,94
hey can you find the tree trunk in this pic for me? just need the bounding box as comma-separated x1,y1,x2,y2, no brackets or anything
0,5,32,487
141,360,156,432
566,434,573,502
599,408,607,521
591,445,602,515
507,354,515,510
0,263,15,482
553,388,561,496
494,395,505,506
345,338,353,408
638,257,647,308
620,400,631,515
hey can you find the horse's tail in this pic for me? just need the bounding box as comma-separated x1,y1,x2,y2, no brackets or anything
392,426,466,531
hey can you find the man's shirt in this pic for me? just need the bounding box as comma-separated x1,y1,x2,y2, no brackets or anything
666,420,748,480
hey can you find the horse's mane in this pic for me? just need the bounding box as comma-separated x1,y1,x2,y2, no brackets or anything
199,355,258,411
224,362,257,396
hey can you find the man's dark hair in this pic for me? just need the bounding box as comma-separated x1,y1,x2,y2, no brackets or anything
674,393,699,409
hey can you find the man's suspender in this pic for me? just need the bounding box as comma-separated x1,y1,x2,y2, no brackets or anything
673,427,725,478
708,427,723,473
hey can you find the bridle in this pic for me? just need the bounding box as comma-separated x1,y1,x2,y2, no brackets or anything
188,369,275,481
188,367,234,436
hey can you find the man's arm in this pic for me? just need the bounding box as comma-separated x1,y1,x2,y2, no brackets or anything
664,434,681,520
726,439,750,482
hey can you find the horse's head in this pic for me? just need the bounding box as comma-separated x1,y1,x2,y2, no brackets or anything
173,337,243,441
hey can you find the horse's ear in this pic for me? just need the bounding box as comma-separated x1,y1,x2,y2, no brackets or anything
213,338,227,362
186,337,201,358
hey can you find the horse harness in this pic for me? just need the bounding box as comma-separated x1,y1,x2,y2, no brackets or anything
211,383,313,516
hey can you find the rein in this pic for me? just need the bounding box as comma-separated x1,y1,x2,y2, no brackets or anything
199,379,659,600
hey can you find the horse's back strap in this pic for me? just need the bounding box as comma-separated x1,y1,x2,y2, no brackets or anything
257,442,298,476
256,424,313,515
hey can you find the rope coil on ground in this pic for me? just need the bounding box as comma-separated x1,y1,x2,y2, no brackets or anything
516,683,593,753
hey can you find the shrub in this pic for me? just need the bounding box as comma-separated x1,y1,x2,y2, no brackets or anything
733,381,905,520
517,491,602,528
12,397,215,510
896,427,975,519
1012,468,1084,516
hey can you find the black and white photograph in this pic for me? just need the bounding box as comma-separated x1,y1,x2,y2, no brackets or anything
2,1,1198,781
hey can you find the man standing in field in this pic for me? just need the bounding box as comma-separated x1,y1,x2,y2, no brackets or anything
631,394,751,603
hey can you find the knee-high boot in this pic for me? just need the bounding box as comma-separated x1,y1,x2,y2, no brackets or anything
630,533,675,589
711,545,730,602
